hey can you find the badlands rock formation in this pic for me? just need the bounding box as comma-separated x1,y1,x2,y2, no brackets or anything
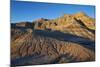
11,12,95,66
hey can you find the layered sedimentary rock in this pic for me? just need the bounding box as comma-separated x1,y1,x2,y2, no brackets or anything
11,12,95,66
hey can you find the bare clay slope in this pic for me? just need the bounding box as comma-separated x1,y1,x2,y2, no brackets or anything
11,29,95,66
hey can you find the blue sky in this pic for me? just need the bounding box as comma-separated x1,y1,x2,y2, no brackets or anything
11,1,95,23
